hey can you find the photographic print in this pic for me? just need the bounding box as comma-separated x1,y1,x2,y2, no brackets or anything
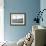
10,13,26,26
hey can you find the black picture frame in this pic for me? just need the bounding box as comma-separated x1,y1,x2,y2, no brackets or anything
10,13,26,26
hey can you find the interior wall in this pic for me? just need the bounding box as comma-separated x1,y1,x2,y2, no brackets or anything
40,0,46,27
4,0,40,42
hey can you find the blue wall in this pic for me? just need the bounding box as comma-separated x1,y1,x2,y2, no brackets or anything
40,0,46,27
4,0,40,42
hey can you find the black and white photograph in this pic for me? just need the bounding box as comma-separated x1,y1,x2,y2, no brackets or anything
10,13,26,26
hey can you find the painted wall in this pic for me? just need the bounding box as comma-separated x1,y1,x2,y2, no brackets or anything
4,0,40,42
40,0,46,27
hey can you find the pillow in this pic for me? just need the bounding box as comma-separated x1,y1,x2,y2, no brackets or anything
23,32,34,46
17,37,25,46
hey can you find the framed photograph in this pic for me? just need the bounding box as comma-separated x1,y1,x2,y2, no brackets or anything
10,13,26,26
